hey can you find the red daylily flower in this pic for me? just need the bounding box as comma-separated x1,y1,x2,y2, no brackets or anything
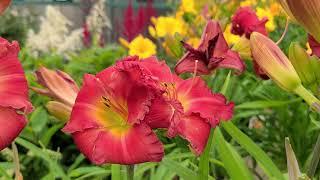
231,7,268,38
124,56,234,155
62,60,164,165
0,0,11,14
0,37,32,150
175,20,245,75
308,34,320,58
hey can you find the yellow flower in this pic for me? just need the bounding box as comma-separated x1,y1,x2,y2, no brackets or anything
118,37,130,48
240,0,256,7
152,16,186,38
223,24,240,45
179,0,196,14
187,37,200,48
256,7,276,31
128,35,156,58
148,26,156,38
270,3,281,16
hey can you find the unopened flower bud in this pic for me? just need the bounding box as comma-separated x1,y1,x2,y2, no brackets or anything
250,32,301,91
46,101,71,122
289,42,317,88
285,138,301,180
251,32,320,110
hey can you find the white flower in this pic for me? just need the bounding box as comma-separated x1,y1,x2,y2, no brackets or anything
26,6,83,57
86,0,112,36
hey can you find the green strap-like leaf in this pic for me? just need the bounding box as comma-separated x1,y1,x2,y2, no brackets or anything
235,99,301,109
214,128,254,180
222,122,285,180
161,158,197,180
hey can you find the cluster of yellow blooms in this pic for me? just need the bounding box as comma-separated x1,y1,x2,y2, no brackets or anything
120,0,283,59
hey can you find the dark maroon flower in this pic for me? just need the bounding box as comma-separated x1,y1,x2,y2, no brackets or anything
231,6,268,38
175,20,245,75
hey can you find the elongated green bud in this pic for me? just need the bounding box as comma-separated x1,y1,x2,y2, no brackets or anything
285,138,301,180
46,101,72,122
289,42,317,88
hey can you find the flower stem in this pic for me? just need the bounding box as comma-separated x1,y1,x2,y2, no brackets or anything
12,142,23,180
294,85,320,112
198,128,215,179
126,165,134,180
307,133,320,178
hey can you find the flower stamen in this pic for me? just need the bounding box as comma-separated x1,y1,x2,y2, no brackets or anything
186,60,199,95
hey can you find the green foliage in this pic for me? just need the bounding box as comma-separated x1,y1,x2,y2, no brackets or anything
0,8,36,46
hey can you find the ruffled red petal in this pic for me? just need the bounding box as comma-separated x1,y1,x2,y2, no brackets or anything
140,56,176,82
73,123,164,165
176,77,234,126
0,37,32,113
175,115,210,155
0,107,27,150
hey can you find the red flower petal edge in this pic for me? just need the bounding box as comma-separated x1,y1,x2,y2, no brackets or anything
0,37,32,151
0,107,27,150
